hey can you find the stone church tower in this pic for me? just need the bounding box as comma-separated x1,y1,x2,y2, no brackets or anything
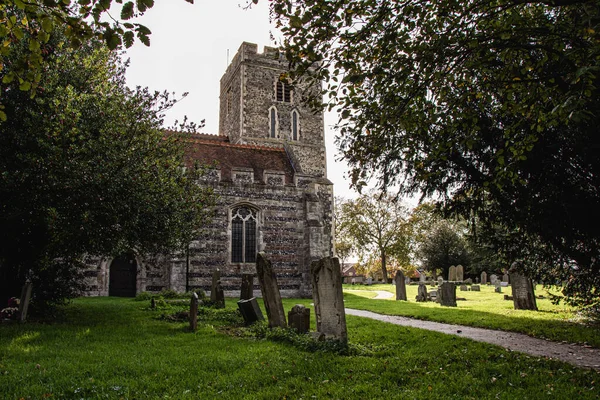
83,43,334,298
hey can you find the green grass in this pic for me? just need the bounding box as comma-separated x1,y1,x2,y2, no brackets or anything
0,297,599,399
342,283,600,347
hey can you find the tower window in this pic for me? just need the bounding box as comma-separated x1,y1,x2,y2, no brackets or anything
269,106,278,138
226,87,232,115
231,206,257,263
276,81,292,103
291,110,299,141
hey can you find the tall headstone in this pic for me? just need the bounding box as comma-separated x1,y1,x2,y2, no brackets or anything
394,270,407,301
240,273,254,300
311,257,347,342
438,282,457,307
490,274,498,285
416,283,428,302
481,271,487,285
18,281,32,322
509,263,538,311
456,265,464,282
288,304,310,334
448,265,457,281
213,280,225,308
237,297,264,325
210,269,221,302
189,293,199,332
256,253,287,328
502,273,509,283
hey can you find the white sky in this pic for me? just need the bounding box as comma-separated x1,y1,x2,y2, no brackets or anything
123,0,359,199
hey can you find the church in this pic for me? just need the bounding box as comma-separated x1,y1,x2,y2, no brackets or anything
82,43,335,298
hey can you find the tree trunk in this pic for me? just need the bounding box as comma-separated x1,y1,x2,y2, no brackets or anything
381,249,388,283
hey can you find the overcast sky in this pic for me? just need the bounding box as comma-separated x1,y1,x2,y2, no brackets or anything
123,0,359,199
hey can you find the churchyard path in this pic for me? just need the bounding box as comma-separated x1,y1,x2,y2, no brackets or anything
345,308,600,371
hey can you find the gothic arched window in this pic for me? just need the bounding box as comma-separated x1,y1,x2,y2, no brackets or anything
231,206,257,263
269,106,278,138
291,110,299,141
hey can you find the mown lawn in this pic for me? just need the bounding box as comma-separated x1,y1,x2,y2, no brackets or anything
0,297,598,399
343,283,600,347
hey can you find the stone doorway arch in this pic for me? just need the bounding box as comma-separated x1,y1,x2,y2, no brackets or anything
109,253,138,297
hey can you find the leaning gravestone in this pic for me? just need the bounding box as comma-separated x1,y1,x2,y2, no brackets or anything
240,273,254,300
471,285,481,291
237,297,264,325
416,283,428,302
311,257,347,342
19,281,32,322
448,265,457,281
481,271,488,285
438,282,457,307
189,293,199,332
509,263,538,311
256,253,287,328
288,304,310,334
394,270,407,301
456,265,464,282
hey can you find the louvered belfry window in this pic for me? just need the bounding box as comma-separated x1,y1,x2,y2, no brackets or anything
231,206,257,263
276,81,291,103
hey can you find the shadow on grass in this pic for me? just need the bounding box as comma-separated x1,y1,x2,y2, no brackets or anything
343,293,600,348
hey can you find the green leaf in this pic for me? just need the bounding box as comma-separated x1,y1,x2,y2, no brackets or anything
121,2,135,20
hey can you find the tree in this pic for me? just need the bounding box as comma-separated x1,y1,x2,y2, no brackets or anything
333,196,354,266
269,0,600,307
418,221,470,280
0,32,215,308
0,0,193,121
338,191,410,282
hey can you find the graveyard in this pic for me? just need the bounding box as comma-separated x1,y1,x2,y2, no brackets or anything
1,285,599,399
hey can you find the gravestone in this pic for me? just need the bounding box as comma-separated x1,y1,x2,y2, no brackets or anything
495,286,502,293
502,273,509,283
464,278,473,284
211,275,225,309
437,276,444,286
456,265,464,282
416,283,428,302
448,265,457,281
210,269,222,303
256,252,287,328
471,285,481,291
18,281,32,322
481,271,487,285
288,304,310,334
405,277,411,285
311,257,347,342
366,277,373,286
240,273,254,300
189,293,199,332
429,290,438,302
237,297,264,325
509,263,538,311
460,284,468,291
419,272,426,283
500,282,509,287
394,271,407,301
490,274,498,285
438,282,457,307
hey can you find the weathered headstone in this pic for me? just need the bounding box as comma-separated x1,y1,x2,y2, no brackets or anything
438,282,457,307
210,269,221,302
495,286,502,293
394,270,407,301
18,281,32,322
256,252,287,328
212,277,225,309
240,273,254,300
366,277,373,286
189,293,199,332
237,297,264,325
464,278,473,284
437,276,444,286
490,274,498,285
311,257,347,342
416,283,428,302
456,265,464,282
481,271,487,285
429,290,438,302
448,265,457,281
460,284,468,291
288,304,310,334
502,273,509,283
509,263,538,311
471,285,481,291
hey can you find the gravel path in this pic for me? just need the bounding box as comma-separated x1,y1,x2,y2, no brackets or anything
345,308,600,371
372,290,394,300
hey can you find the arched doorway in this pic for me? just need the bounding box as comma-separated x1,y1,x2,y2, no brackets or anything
109,253,137,297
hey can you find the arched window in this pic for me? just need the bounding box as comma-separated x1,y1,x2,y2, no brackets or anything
269,106,278,138
291,110,299,141
276,80,292,103
231,206,257,263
